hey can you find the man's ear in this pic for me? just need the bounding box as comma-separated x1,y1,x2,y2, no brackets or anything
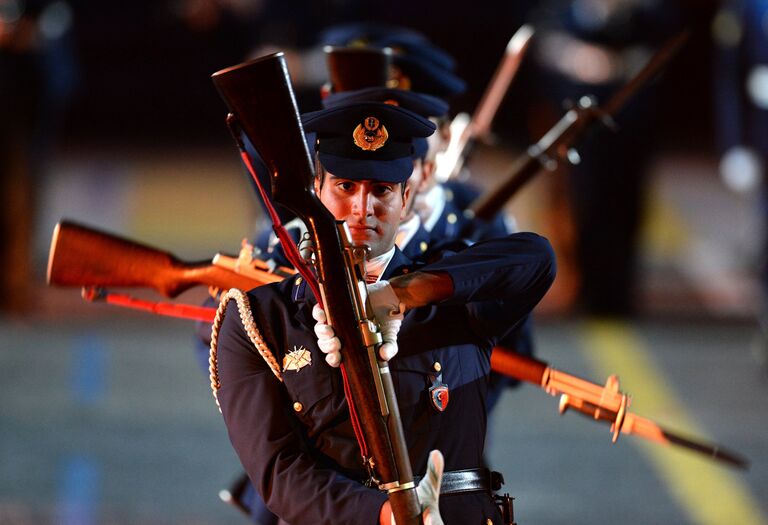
400,183,412,220
420,160,435,193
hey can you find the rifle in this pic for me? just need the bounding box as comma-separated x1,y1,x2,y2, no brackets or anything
212,53,421,525
434,24,534,183
47,220,291,319
469,30,690,221
491,347,749,469
47,222,747,470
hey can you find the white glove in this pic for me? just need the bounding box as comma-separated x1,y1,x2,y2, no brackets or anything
312,303,341,367
391,450,445,525
720,146,763,194
417,450,445,525
366,280,405,361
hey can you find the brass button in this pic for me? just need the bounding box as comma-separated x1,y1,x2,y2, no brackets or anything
486,519,493,525
293,402,303,412
295,277,302,286
447,213,457,224
445,189,454,202
420,241,428,253
433,362,442,372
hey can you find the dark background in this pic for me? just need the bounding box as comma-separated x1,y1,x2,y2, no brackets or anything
60,1,718,149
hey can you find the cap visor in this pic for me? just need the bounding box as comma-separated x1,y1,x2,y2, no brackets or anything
319,152,413,183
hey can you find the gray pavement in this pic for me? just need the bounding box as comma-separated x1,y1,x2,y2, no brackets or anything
2,146,767,524
2,312,766,524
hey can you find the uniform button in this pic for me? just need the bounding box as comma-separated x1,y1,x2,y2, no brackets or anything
447,213,457,224
293,402,303,412
433,362,442,372
295,277,302,286
486,519,493,525
420,241,428,253
445,189,454,202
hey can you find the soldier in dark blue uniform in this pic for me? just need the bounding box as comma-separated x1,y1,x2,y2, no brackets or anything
523,0,682,317
211,101,555,524
210,29,538,520
712,0,768,364
315,26,535,413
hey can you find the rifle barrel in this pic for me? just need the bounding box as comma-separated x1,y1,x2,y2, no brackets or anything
468,29,690,221
491,347,750,470
622,413,750,470
603,30,690,118
472,24,534,139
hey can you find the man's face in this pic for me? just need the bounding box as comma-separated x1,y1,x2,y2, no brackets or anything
315,170,410,258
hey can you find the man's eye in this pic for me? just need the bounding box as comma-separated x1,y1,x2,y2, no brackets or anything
338,181,355,191
373,185,394,195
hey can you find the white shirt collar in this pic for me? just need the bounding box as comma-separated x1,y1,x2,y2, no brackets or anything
395,213,422,251
420,184,446,232
365,247,396,282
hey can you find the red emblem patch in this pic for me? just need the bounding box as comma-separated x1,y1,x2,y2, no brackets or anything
429,384,450,412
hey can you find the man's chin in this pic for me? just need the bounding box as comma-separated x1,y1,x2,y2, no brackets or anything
349,231,378,245
350,237,392,258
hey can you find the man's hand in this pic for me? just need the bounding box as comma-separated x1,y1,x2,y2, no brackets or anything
367,280,405,361
312,303,341,367
380,449,445,525
416,450,445,525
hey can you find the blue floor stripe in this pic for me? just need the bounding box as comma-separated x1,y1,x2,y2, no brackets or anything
57,455,100,525
71,334,107,405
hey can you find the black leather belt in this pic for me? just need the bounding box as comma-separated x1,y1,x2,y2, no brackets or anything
413,468,505,495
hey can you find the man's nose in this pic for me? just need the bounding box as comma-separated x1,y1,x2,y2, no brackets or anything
352,187,374,216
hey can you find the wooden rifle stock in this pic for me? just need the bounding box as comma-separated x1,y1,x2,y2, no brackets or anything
47,220,276,297
212,53,421,524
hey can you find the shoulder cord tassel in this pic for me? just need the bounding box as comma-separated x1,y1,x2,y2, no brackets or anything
209,288,283,412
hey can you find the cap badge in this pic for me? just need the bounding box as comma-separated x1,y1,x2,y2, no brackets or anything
353,116,388,151
283,345,312,372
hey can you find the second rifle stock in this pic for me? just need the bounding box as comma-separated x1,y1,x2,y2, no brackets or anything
47,220,271,298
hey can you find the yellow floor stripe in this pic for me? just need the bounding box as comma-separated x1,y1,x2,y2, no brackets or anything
642,184,691,260
579,319,767,525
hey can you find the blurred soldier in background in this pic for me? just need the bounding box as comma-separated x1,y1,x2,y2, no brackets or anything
712,0,768,365
522,0,683,317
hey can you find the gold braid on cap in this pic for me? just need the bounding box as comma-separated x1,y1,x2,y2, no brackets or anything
209,288,282,413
